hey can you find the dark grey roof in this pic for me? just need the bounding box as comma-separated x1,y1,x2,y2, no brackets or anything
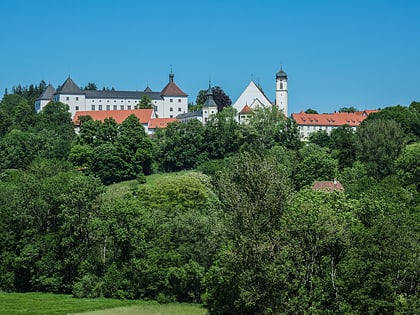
276,67,287,79
56,76,83,94
144,86,152,92
176,110,202,119
84,90,162,100
36,84,56,100
203,83,217,108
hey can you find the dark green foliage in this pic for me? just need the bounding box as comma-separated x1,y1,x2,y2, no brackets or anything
73,114,153,184
153,120,206,171
356,119,406,179
294,144,339,189
136,94,153,109
203,152,293,314
365,104,420,140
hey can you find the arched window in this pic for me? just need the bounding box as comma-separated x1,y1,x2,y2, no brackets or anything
280,82,283,89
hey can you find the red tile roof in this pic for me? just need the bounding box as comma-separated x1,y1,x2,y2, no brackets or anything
312,180,344,192
73,109,154,125
239,104,252,114
148,118,177,129
161,82,188,97
291,110,378,127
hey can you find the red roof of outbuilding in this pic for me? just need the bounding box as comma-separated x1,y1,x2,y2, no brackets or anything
148,118,177,129
312,181,344,192
73,109,154,125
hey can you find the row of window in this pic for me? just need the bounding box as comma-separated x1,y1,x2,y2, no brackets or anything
90,105,133,111
169,107,183,112
65,96,182,103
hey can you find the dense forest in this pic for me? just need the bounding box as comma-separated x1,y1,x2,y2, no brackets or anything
0,85,419,314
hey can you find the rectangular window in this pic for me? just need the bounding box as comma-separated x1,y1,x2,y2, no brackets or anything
91,105,95,110
66,96,69,101
170,115,173,118
178,107,182,112
170,107,173,112
127,105,131,110
178,99,181,103
120,105,124,110
98,105,102,111
154,105,158,111
75,106,79,111
76,97,79,101
170,99,173,102
113,105,117,110
106,105,110,110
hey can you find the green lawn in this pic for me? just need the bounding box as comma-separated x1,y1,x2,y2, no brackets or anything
0,292,206,315
105,171,195,199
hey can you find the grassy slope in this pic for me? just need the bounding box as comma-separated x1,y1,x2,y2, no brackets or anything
0,292,206,315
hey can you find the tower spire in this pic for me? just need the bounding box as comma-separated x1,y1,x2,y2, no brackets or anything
169,65,174,83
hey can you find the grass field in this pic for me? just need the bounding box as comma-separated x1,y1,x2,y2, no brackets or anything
0,292,206,315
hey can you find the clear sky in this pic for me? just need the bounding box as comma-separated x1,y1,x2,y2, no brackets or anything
1,0,419,114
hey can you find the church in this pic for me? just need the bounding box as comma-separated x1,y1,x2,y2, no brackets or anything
35,72,189,119
232,67,289,123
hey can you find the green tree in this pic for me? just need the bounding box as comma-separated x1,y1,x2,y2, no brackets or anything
309,129,331,147
117,114,153,175
280,189,357,313
356,119,406,179
305,108,318,114
0,129,39,169
294,144,339,190
212,86,232,112
203,152,293,314
83,82,97,90
153,119,206,171
365,104,420,140
91,144,134,184
330,125,357,169
395,142,420,191
339,106,358,113
136,94,153,109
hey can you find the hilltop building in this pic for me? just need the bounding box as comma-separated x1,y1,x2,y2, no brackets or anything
232,66,289,120
292,110,378,140
73,108,177,135
35,72,189,119
177,82,218,124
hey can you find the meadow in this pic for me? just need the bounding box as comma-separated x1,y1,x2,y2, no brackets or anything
0,292,206,315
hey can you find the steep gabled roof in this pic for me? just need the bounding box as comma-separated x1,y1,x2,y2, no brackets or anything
161,82,188,97
144,86,153,92
73,109,154,125
161,72,188,97
56,76,83,94
203,82,217,108
232,81,272,113
239,104,252,114
36,83,56,100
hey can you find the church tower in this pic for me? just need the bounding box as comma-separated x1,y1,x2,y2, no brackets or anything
275,66,288,117
202,81,218,124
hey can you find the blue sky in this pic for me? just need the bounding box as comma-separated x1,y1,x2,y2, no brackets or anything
1,0,419,114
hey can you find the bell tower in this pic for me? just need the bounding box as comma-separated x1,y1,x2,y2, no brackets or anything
275,66,288,116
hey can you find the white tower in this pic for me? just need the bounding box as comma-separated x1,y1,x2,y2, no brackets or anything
275,66,288,117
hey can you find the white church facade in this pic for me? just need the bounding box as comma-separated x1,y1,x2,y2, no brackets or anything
35,72,189,119
232,67,289,122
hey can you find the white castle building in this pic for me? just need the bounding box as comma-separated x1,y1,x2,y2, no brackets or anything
35,72,189,119
232,67,288,121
